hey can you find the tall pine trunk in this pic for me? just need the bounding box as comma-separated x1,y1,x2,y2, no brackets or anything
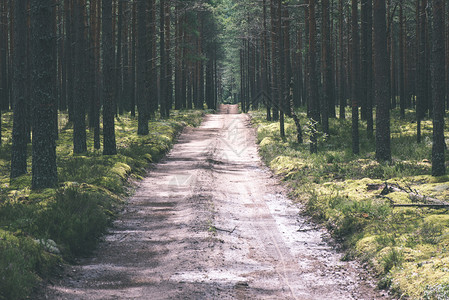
308,0,319,153
73,0,87,154
322,0,331,135
431,0,446,176
102,0,117,154
351,0,360,155
160,0,167,117
416,0,427,143
338,0,346,119
399,0,405,118
30,0,58,189
11,0,28,179
136,0,149,134
374,0,391,161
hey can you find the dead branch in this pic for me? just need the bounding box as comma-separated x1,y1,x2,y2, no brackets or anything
391,204,449,208
371,182,449,208
212,226,237,234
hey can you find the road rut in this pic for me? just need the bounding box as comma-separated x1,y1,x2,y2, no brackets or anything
39,106,388,299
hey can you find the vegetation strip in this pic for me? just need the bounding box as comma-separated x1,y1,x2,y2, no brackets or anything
0,111,204,300
251,108,449,299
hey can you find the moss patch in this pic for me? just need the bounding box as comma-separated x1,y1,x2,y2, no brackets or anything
0,110,204,300
251,107,449,299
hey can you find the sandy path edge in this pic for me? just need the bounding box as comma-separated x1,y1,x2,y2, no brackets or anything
37,105,390,299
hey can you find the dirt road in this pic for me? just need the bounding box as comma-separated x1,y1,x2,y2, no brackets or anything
39,105,388,299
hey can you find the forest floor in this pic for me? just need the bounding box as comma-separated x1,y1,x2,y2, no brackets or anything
37,105,388,300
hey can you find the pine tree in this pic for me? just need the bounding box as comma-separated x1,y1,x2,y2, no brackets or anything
351,0,360,155
102,0,117,154
136,0,149,134
431,0,446,176
11,0,29,179
73,0,87,154
308,0,319,153
374,0,391,161
30,0,58,189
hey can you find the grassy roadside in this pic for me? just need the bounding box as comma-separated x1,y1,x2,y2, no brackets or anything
0,110,205,300
251,108,449,299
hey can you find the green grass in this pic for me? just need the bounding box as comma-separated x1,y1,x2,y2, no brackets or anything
251,107,449,299
0,110,204,300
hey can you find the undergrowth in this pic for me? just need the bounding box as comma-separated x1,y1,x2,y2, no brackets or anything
0,110,204,300
251,107,449,299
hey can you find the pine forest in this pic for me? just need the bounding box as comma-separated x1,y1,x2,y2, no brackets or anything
0,0,449,299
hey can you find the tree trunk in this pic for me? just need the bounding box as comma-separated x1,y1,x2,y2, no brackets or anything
116,0,124,115
308,0,319,153
136,0,149,134
11,0,28,179
160,0,167,117
30,0,58,189
431,0,446,176
374,0,391,161
351,0,360,155
338,0,346,119
262,0,271,119
122,0,130,114
270,0,278,121
102,0,117,154
361,0,368,120
149,0,158,115
165,0,172,117
277,0,285,138
174,3,181,110
322,0,331,135
130,0,136,117
66,0,74,122
73,0,87,154
416,0,427,143
366,0,374,137
0,0,8,117
399,0,405,118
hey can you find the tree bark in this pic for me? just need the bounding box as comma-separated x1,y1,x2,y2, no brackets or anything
322,0,331,135
73,0,87,154
374,0,391,161
399,0,405,118
431,0,446,176
160,0,167,116
308,0,319,153
416,0,427,143
351,0,360,155
338,0,345,119
11,0,28,179
30,0,58,189
164,0,172,117
130,0,136,117
102,0,117,154
136,0,149,134
116,0,124,115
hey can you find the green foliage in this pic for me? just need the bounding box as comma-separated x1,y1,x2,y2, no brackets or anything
0,110,204,298
0,232,37,300
381,248,404,273
0,230,60,300
35,187,111,258
251,107,449,298
419,221,444,245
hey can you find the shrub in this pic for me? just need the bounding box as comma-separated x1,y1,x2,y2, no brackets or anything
35,187,113,258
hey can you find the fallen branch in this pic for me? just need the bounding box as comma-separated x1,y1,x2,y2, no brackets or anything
212,226,237,234
391,203,449,208
372,182,449,208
